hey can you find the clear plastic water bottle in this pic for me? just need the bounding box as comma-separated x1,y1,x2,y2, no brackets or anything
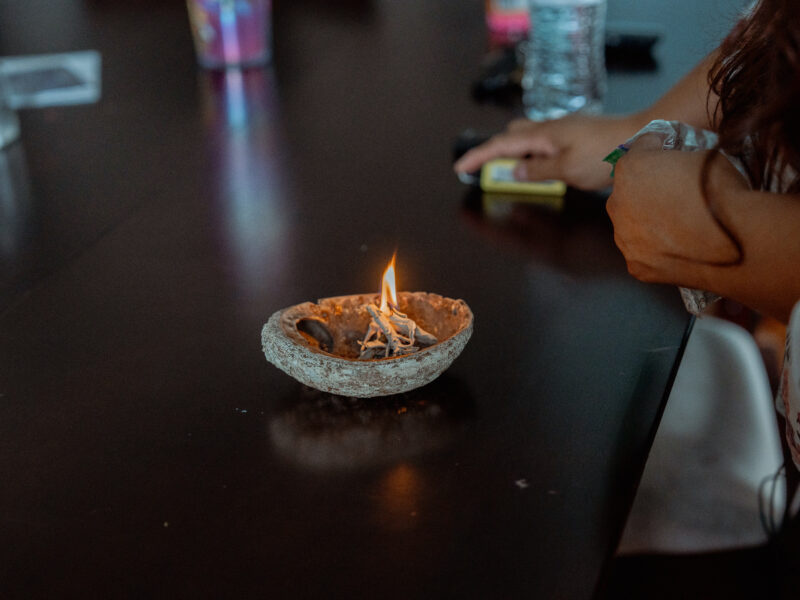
522,0,607,121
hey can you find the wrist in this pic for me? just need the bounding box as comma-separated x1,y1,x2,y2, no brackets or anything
625,110,657,132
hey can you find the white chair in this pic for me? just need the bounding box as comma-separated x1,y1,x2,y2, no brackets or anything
618,314,785,554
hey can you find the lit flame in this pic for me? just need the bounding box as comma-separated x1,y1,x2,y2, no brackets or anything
378,253,398,315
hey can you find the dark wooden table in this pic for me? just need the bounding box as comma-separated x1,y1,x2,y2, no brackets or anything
0,1,743,598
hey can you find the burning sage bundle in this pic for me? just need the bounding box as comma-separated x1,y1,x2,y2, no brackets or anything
358,254,438,359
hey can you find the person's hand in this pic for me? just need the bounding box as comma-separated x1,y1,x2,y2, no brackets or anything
606,146,747,284
453,114,643,191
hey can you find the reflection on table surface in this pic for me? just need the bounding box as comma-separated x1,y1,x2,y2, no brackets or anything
269,377,473,470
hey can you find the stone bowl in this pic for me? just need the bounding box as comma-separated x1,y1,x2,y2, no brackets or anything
261,291,473,398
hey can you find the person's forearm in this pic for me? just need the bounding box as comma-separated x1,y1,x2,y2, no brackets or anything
633,51,720,131
608,149,800,323
693,187,800,323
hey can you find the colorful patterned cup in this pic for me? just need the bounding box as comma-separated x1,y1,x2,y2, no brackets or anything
187,0,272,69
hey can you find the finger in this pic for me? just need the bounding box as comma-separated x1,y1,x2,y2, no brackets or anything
512,155,562,182
605,192,618,221
453,131,558,173
506,118,536,132
453,133,535,173
624,259,655,282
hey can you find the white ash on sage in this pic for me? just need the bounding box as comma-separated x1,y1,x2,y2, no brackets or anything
358,303,438,359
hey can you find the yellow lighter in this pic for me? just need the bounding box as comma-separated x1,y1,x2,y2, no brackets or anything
480,158,566,197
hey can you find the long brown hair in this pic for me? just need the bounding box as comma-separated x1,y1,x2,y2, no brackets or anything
702,0,800,263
